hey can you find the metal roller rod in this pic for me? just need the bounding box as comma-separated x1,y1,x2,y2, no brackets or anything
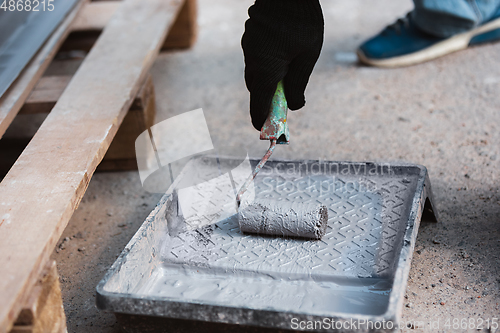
236,139,277,206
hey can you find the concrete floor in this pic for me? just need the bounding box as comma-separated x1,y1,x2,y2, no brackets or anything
51,0,500,331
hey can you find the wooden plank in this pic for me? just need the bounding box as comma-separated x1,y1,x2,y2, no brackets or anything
0,0,183,331
9,261,66,333
71,1,119,31
0,0,87,139
71,0,197,50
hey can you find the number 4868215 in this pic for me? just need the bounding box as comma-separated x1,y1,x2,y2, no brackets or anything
444,318,498,330
0,0,55,11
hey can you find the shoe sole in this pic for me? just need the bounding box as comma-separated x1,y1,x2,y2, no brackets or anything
357,16,500,68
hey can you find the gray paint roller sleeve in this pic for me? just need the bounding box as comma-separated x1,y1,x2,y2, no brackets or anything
238,199,328,240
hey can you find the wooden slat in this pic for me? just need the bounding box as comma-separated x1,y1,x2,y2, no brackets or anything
0,0,183,331
71,1,118,31
0,0,87,139
10,261,66,333
71,0,197,50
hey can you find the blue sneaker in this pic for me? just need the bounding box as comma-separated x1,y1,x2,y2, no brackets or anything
358,12,500,68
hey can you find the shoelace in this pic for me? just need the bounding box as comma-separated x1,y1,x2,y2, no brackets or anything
387,13,411,34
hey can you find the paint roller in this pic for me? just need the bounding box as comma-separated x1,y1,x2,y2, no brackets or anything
236,81,328,240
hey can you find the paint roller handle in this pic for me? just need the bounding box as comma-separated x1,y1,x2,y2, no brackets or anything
236,80,289,206
260,81,290,144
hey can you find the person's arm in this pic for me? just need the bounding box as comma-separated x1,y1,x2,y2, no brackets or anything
241,0,324,130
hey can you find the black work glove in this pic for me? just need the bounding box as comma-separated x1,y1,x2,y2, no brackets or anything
242,0,324,130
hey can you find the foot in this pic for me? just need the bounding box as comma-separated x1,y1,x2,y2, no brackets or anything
357,12,500,68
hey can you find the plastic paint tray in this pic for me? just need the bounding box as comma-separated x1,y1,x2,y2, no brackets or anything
96,156,437,332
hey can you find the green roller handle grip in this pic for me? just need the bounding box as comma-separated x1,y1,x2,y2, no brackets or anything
260,81,290,144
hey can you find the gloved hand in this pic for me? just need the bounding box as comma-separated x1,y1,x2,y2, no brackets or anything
242,0,324,130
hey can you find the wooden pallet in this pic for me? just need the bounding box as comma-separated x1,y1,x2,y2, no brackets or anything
0,0,197,331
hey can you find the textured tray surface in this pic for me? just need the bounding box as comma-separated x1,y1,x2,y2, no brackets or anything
161,165,417,279
97,157,435,329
